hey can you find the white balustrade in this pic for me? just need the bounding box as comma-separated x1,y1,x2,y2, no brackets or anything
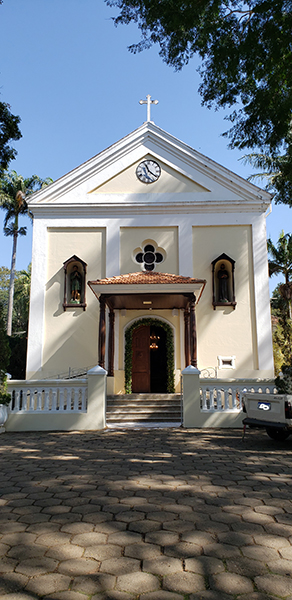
7,380,87,414
200,379,276,413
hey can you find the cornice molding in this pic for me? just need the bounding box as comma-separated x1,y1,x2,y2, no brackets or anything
31,198,270,218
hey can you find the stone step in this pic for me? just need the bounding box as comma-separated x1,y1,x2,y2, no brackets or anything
106,393,182,424
107,401,181,408
107,394,181,401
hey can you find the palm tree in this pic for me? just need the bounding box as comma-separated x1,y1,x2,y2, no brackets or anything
267,231,292,319
241,150,292,207
0,171,52,335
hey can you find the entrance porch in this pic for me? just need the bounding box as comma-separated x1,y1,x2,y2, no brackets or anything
87,271,206,394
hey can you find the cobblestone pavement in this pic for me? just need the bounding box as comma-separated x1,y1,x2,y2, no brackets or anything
1,428,292,600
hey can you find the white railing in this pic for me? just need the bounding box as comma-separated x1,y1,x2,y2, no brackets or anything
8,379,87,414
200,379,276,413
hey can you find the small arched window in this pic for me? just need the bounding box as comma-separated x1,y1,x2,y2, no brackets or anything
63,255,87,311
211,253,236,310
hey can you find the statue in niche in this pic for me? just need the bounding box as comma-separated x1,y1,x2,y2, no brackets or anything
70,265,82,303
217,263,229,302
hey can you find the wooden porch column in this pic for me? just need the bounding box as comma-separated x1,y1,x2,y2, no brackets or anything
184,307,191,367
98,295,106,369
190,295,197,368
108,308,115,377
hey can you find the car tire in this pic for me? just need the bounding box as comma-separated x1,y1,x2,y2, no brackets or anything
266,427,290,441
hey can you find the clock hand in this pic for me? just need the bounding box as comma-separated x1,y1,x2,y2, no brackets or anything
142,166,153,181
144,164,156,180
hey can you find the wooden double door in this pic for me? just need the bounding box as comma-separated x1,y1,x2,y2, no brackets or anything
132,324,168,393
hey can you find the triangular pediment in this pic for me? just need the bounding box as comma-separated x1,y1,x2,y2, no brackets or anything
28,122,272,214
89,154,210,194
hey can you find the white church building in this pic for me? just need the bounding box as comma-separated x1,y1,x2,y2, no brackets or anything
6,104,275,431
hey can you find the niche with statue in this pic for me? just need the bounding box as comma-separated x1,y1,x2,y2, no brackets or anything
211,253,236,309
63,255,87,311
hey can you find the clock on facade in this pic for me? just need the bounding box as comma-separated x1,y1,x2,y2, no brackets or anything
136,160,161,184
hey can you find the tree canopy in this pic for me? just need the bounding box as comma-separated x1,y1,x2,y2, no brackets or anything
0,102,21,174
107,0,292,201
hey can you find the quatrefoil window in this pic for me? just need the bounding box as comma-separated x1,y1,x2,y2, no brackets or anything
134,241,166,271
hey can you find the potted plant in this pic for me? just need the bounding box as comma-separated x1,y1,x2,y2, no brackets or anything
0,371,11,432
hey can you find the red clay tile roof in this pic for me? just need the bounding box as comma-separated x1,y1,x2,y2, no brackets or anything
88,272,206,285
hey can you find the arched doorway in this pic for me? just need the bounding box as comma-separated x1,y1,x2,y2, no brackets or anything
125,318,175,394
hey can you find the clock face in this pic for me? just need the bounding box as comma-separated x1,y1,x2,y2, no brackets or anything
136,160,161,184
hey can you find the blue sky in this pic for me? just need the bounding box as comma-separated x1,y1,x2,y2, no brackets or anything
0,0,291,294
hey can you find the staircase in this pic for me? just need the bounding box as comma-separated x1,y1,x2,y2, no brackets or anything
106,394,182,426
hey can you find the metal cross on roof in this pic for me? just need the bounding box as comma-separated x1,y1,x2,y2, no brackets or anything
139,94,159,123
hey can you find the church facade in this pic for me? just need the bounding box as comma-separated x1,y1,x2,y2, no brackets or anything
26,121,274,393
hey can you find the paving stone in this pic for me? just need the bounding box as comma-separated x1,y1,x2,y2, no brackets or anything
117,571,160,593
203,543,241,559
44,592,87,600
254,533,290,549
145,531,179,545
84,543,122,560
267,558,292,576
237,594,279,600
185,556,225,575
143,557,182,575
226,557,269,578
125,542,161,559
0,594,38,600
0,558,19,573
46,543,84,560
71,531,107,546
142,592,184,600
242,545,280,562
108,531,142,545
71,573,116,594
0,542,10,556
0,523,27,534
7,544,46,560
60,522,94,534
217,531,254,546
209,573,254,595
93,521,127,534
196,521,230,534
231,521,265,534
265,522,292,537
280,546,292,560
25,573,71,595
254,505,285,515
100,557,141,575
128,519,161,533
58,557,100,575
26,522,60,535
164,542,203,558
35,532,72,546
181,531,216,546
1,533,37,546
255,574,292,597
83,511,114,524
91,592,137,600
163,520,197,533
163,571,205,593
189,590,233,599
0,573,29,594
15,557,58,577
